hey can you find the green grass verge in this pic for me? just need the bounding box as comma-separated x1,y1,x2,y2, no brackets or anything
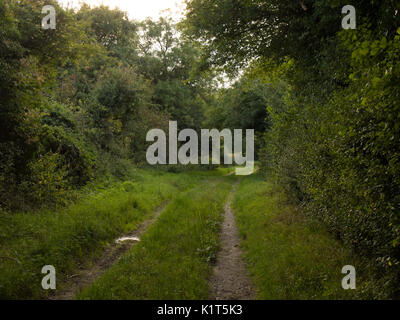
232,175,381,299
77,178,232,299
0,169,202,299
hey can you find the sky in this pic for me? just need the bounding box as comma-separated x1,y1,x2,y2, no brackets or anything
58,0,186,21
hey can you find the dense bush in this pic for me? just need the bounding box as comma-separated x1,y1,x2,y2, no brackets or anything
262,17,400,297
0,1,212,210
184,0,400,296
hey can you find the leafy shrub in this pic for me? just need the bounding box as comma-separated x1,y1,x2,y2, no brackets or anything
261,25,400,296
120,181,136,192
18,152,70,208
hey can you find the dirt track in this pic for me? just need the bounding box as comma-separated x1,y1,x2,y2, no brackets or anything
50,203,167,300
210,183,255,300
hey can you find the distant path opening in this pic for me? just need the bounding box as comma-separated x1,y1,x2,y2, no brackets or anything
210,181,255,300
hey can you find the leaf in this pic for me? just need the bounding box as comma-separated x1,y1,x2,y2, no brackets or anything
360,48,369,56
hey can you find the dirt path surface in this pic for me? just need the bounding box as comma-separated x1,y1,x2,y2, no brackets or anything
210,182,255,300
50,203,167,300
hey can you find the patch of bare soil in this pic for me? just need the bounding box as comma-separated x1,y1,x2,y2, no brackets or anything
50,203,167,300
210,183,255,300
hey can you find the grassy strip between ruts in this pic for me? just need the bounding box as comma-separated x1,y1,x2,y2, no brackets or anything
78,177,233,299
0,169,203,299
232,174,384,299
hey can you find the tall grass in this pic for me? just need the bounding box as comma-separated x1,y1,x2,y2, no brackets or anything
232,175,384,299
0,169,199,299
78,178,232,299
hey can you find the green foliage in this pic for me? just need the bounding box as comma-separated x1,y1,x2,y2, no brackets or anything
76,4,137,55
78,178,231,299
0,3,212,210
184,0,398,71
204,76,279,157
120,181,135,192
263,4,400,297
2,0,399,300
137,17,213,129
184,0,400,297
20,151,70,208
233,175,389,299
0,168,198,299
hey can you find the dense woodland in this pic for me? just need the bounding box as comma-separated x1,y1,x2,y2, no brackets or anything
0,0,399,298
